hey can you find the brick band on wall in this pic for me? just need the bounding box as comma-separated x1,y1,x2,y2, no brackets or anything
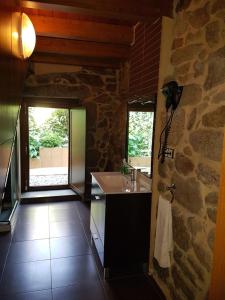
129,18,162,99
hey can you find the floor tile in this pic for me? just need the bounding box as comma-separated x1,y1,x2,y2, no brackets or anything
13,222,49,242
0,289,52,300
19,205,49,216
49,202,76,211
18,213,49,225
51,255,99,288
0,201,164,300
0,231,13,244
50,221,83,238
8,239,50,263
18,207,49,225
0,260,51,295
52,281,106,300
50,235,91,259
0,241,10,276
49,208,78,222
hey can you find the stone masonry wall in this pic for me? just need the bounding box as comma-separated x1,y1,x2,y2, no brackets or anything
24,64,127,195
152,1,225,299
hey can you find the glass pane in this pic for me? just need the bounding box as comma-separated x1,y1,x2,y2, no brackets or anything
29,107,69,187
127,111,154,176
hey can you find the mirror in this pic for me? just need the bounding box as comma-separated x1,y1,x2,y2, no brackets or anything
126,101,155,178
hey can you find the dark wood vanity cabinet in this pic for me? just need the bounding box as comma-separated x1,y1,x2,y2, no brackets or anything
90,175,151,270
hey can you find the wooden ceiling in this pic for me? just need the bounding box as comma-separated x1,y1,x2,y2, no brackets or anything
21,0,172,68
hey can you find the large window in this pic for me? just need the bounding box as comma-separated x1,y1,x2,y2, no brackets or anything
127,106,154,177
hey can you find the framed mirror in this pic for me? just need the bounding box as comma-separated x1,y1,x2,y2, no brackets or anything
126,99,156,178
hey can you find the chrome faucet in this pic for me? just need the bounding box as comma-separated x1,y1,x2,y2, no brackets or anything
128,168,137,181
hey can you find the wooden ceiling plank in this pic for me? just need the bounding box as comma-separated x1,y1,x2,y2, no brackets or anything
35,36,130,60
31,52,121,68
22,0,160,21
29,14,133,45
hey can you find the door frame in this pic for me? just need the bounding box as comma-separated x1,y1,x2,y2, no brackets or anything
20,97,81,192
209,130,225,300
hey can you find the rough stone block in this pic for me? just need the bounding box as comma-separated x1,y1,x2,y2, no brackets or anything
212,89,225,103
171,265,195,299
173,207,191,250
212,0,225,14
193,242,212,272
187,108,197,130
207,207,217,223
171,44,203,65
206,21,221,48
190,129,223,161
168,109,186,146
205,192,218,206
172,38,184,49
204,46,225,90
187,3,210,29
187,255,205,282
196,163,220,187
187,216,204,238
173,173,203,214
183,146,192,156
202,106,225,128
207,228,215,250
180,84,202,106
175,152,194,176
174,246,198,288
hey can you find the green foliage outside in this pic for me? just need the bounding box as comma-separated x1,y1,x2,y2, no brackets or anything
29,108,68,158
43,109,69,142
39,132,64,148
128,111,154,157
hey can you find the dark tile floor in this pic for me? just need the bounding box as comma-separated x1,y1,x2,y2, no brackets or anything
0,200,164,300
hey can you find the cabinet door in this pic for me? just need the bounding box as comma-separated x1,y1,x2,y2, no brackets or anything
91,195,105,246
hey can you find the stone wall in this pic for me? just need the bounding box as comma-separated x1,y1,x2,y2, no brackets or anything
151,1,225,299
24,63,127,195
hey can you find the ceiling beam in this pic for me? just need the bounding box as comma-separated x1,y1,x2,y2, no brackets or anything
29,14,133,45
22,0,160,21
31,52,121,68
35,36,130,60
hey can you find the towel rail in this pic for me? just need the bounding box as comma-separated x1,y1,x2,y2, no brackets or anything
166,184,176,203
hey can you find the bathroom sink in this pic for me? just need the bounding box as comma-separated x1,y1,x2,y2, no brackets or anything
91,172,151,194
99,174,130,187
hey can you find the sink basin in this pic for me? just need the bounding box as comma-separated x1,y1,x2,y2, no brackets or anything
91,172,151,194
99,174,130,188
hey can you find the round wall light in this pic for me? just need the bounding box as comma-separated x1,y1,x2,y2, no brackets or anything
20,13,36,59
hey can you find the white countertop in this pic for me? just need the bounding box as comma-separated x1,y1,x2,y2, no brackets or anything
91,172,151,194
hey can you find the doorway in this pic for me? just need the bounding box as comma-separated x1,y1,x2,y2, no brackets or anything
28,107,69,188
20,100,86,195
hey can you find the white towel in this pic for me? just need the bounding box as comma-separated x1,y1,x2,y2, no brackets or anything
154,195,173,268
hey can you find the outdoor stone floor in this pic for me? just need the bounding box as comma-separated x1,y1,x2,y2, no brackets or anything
30,167,68,186
30,175,68,186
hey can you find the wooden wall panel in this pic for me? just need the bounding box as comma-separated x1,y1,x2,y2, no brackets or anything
0,2,27,201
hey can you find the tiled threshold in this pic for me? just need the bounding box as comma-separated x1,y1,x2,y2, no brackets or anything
21,189,80,204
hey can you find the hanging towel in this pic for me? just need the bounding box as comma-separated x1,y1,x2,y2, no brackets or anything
154,195,173,268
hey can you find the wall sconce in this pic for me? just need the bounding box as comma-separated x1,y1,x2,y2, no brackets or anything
20,13,36,59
